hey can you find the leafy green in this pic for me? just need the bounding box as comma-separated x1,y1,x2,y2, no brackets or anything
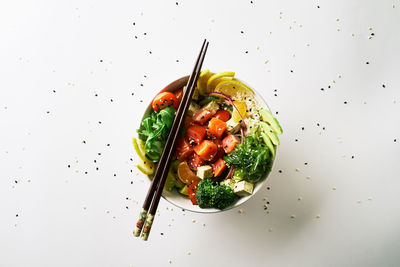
224,134,272,183
196,179,235,210
137,107,176,162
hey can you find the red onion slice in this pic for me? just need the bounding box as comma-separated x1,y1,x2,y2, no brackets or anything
224,166,234,180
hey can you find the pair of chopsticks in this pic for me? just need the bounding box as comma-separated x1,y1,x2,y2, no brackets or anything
133,39,209,240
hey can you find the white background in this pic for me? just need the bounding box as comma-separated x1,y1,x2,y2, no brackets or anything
1,0,400,266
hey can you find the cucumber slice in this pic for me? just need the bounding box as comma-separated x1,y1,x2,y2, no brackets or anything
260,132,275,158
260,121,280,146
259,108,283,135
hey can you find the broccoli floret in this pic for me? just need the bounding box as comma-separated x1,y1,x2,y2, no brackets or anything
195,179,214,208
210,184,234,210
196,179,235,210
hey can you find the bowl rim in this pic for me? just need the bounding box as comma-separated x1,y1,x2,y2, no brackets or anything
138,75,277,213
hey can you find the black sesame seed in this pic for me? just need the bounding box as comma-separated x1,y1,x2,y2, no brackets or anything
344,101,347,104
304,162,308,165
100,60,103,62
175,2,178,5
245,51,248,54
321,88,324,91
278,170,282,173
96,167,99,170
317,5,320,8
68,165,70,168
94,160,97,163
266,201,270,204
366,61,369,64
114,174,116,177
16,214,18,217
301,127,304,130
241,31,244,34
351,156,354,159
133,22,135,26
161,233,164,235
290,70,293,73
126,206,129,209
131,181,133,184
382,84,386,88
295,139,298,142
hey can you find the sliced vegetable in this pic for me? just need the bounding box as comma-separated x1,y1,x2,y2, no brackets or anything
260,131,275,158
187,152,205,171
198,96,221,106
176,137,193,161
174,88,183,104
193,140,218,161
164,170,178,191
152,92,179,112
185,125,206,145
177,161,200,185
259,121,280,146
179,185,189,196
214,110,230,122
259,108,283,135
192,108,213,124
188,181,199,205
206,117,227,139
212,158,227,177
222,134,239,153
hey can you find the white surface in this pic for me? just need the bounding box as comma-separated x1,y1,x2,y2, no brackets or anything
1,0,399,266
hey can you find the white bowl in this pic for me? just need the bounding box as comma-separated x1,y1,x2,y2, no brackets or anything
139,75,276,213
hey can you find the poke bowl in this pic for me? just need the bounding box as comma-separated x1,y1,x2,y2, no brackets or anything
133,70,283,213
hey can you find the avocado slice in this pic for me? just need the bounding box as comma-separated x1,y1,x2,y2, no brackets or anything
179,185,189,196
259,109,283,135
260,131,275,158
175,178,185,189
164,171,177,191
260,121,280,146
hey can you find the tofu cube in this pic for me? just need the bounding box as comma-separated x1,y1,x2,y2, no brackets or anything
226,119,241,134
233,180,254,197
196,165,213,179
187,101,200,117
203,101,220,115
220,179,235,190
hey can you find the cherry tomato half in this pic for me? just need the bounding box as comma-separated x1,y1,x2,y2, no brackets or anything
175,88,183,103
214,109,230,122
152,92,179,112
188,181,199,205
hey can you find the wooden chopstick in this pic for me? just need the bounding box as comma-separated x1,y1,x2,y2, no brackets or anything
133,39,209,240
